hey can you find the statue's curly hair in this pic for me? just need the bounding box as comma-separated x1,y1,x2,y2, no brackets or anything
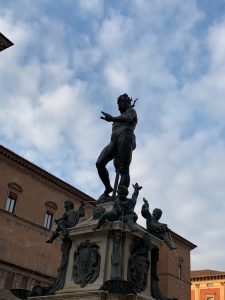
117,93,138,107
117,93,131,103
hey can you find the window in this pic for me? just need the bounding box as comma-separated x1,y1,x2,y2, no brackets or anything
178,264,182,279
5,192,17,213
43,201,58,230
177,256,183,279
44,211,53,230
206,297,214,300
5,182,23,214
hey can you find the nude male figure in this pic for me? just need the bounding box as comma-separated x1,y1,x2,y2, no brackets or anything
96,93,137,201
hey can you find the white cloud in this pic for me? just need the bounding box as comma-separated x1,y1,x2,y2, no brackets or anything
208,20,225,68
78,0,103,17
0,0,225,272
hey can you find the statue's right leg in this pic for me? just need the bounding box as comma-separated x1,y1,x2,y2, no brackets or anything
117,134,134,189
96,142,116,196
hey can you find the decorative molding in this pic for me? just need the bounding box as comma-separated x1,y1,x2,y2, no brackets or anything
0,259,55,281
45,201,58,211
158,272,190,285
0,208,50,234
72,240,101,287
8,182,23,192
192,274,225,281
127,234,151,293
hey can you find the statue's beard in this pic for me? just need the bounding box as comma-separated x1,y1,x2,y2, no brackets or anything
118,105,128,113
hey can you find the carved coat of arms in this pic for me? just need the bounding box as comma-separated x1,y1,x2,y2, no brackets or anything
127,235,151,292
72,240,101,287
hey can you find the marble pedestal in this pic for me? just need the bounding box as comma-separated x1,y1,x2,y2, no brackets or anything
30,211,163,300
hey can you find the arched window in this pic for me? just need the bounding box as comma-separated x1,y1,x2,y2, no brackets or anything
5,182,23,213
43,201,58,230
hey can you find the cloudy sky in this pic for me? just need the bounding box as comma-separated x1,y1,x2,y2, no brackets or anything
1,0,225,271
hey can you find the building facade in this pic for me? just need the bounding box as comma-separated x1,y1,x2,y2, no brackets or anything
0,145,95,292
191,270,225,300
158,231,196,300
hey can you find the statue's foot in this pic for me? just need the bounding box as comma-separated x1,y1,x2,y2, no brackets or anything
102,186,113,197
97,193,107,202
97,187,113,203
106,186,113,195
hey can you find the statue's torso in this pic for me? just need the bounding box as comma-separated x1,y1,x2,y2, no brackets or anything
111,107,137,141
65,209,80,227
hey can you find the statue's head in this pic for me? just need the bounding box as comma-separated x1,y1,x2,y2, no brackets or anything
64,200,74,211
117,186,129,199
153,208,162,220
117,93,131,113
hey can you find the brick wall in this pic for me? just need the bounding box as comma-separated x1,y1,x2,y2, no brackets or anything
0,152,94,289
158,236,192,300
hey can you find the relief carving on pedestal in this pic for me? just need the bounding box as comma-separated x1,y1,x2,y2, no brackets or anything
72,240,101,287
128,234,151,293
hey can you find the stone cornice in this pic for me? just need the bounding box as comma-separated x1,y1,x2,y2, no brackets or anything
0,258,55,281
170,230,197,250
192,274,225,281
0,145,96,205
0,208,51,235
158,272,191,285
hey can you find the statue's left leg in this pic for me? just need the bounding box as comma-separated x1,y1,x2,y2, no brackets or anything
117,134,135,188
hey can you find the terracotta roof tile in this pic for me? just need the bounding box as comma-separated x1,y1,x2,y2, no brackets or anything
191,269,225,278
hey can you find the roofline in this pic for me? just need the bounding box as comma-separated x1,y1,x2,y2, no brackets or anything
136,222,196,249
191,269,225,280
170,230,197,250
0,145,96,205
191,273,225,281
